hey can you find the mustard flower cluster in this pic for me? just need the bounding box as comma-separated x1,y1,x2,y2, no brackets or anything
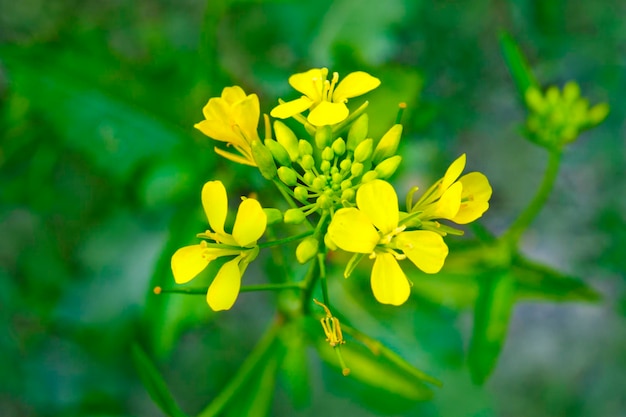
173,67,492,310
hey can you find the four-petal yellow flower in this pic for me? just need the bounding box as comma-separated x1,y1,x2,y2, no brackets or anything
270,68,381,126
171,181,267,311
327,180,449,306
195,86,261,166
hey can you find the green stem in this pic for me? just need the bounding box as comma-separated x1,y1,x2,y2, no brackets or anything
196,322,280,417
157,282,305,295
300,212,331,313
318,252,330,307
258,231,314,249
503,150,562,244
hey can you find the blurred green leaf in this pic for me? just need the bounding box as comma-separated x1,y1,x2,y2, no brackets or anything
132,343,189,417
499,31,538,100
468,270,516,384
278,322,311,408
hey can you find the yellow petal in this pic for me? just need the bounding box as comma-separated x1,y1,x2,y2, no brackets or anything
441,154,466,191
327,208,379,253
270,97,313,119
201,97,230,122
288,68,327,101
452,172,492,224
332,71,381,103
396,230,448,274
207,257,242,311
171,244,211,284
221,86,247,104
434,181,462,219
232,94,260,144
356,180,398,235
307,101,349,126
232,198,266,247
371,252,410,306
202,181,228,234
194,120,244,145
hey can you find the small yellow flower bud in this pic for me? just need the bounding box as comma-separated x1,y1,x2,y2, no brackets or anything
273,120,300,161
300,154,315,170
347,113,369,151
277,166,298,186
587,103,609,125
284,208,306,224
315,125,332,150
316,194,332,209
374,155,402,179
320,160,331,173
341,188,355,202
372,124,403,164
354,138,373,162
351,162,364,176
265,138,291,166
303,172,315,185
339,158,351,171
263,208,283,225
312,176,326,191
294,186,309,202
324,231,338,251
361,170,378,183
296,237,319,264
251,140,277,179
525,87,545,114
322,146,335,161
299,139,313,156
332,138,346,156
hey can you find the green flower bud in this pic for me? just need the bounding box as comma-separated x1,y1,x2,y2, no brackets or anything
296,237,319,264
294,186,309,202
525,87,546,114
300,154,315,170
316,194,332,209
372,124,403,164
265,138,291,166
324,231,338,251
347,114,368,151
562,82,580,102
340,179,352,190
331,172,342,184
339,158,352,171
354,138,373,163
273,120,300,161
351,162,364,177
278,166,298,186
374,155,402,179
320,160,331,173
361,170,378,183
315,125,332,150
251,140,277,179
263,208,283,225
321,146,334,161
303,172,315,185
546,86,560,105
299,139,313,156
330,166,339,175
587,103,609,125
332,138,346,156
341,188,355,202
312,176,326,191
284,208,306,224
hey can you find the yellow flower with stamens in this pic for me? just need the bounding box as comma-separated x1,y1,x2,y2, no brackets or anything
409,154,492,225
270,68,380,126
171,180,266,311
327,180,448,306
195,86,261,166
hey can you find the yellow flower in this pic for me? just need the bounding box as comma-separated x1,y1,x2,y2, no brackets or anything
327,180,448,306
409,154,492,224
195,86,261,166
171,181,266,311
270,68,380,126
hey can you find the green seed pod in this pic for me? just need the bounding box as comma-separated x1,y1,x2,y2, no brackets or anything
321,146,335,161
296,237,319,264
294,186,309,202
298,139,313,156
263,208,283,225
278,166,298,186
354,138,373,163
347,113,369,151
315,125,332,150
374,155,402,179
361,170,378,183
265,138,291,166
251,140,277,179
372,124,403,164
273,120,300,161
284,208,306,225
300,154,315,170
332,138,346,156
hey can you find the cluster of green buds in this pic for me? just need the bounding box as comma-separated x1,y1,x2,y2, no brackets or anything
524,82,609,150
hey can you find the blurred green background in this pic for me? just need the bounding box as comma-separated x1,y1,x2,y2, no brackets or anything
1,0,625,416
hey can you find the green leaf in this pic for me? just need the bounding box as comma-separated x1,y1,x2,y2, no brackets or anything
513,256,601,302
278,322,311,408
131,344,189,417
468,270,516,384
499,31,538,100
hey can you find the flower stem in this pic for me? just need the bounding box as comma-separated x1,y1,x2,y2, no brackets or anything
258,230,314,249
196,321,280,417
503,150,562,244
155,282,305,295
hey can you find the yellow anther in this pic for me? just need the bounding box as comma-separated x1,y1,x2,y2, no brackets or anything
314,299,345,347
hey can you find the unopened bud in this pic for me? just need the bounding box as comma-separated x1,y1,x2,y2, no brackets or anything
322,147,334,161
273,120,300,161
374,155,402,179
300,154,315,170
284,208,306,224
332,138,346,156
251,140,277,179
294,186,309,202
372,124,403,164
296,237,319,264
347,114,368,151
299,139,313,156
263,208,283,225
315,125,332,150
277,166,298,186
265,138,291,166
354,138,373,163
361,170,378,183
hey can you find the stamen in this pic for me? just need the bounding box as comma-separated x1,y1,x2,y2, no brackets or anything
328,72,340,101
